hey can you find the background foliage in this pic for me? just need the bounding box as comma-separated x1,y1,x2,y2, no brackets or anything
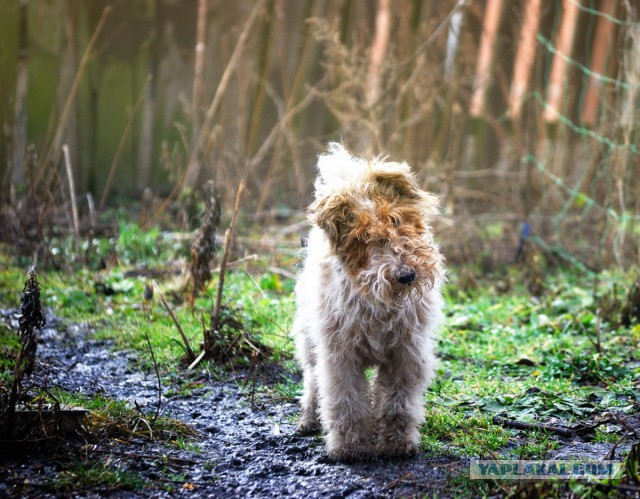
0,0,639,269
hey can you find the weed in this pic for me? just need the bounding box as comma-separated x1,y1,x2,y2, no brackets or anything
421,406,508,457
514,431,560,459
116,220,160,265
188,180,221,303
42,463,145,494
49,390,197,443
272,378,301,401
174,437,201,454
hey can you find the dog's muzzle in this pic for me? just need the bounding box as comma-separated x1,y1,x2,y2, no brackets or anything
396,265,416,285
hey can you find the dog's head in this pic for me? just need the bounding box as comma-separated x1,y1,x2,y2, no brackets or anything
310,148,444,304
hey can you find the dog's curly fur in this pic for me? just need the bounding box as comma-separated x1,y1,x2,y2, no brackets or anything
292,143,445,460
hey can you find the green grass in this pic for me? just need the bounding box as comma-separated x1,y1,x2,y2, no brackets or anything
513,431,561,459
24,388,199,444
86,268,297,370
422,266,640,460
1,224,639,495
420,405,510,457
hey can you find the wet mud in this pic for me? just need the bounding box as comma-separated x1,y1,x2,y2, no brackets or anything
0,312,631,497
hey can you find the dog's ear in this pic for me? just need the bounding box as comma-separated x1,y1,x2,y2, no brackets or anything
373,169,440,218
309,193,354,246
372,168,420,199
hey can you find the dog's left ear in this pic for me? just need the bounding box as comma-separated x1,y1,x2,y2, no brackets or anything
372,168,419,199
309,193,353,247
373,168,440,218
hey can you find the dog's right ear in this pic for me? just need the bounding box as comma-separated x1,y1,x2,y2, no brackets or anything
309,193,353,247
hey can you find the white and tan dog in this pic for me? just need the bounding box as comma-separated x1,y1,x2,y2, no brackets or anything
292,143,445,460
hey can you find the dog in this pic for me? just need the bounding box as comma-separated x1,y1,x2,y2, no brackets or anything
292,143,445,460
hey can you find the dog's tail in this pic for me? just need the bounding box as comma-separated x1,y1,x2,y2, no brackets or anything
314,142,367,199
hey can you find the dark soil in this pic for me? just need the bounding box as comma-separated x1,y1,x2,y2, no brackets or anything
0,314,466,498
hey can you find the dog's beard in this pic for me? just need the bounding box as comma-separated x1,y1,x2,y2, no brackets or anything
353,250,435,307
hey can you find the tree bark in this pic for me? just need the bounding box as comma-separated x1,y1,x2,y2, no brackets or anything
192,0,208,144
543,0,580,122
366,0,391,107
508,0,541,120
582,0,617,126
469,0,504,117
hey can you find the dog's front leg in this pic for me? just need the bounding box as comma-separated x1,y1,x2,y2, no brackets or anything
373,339,435,456
316,343,374,460
296,334,321,434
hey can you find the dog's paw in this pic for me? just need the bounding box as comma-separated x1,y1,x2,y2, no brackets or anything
377,439,420,458
296,418,321,435
326,444,376,462
325,429,376,462
376,424,421,457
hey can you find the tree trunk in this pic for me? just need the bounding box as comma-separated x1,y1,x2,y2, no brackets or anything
508,0,541,120
246,0,275,157
543,0,579,122
192,0,208,144
469,0,504,117
582,0,617,126
366,0,390,107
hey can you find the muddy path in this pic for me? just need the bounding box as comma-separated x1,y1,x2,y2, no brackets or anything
2,311,632,497
0,314,465,497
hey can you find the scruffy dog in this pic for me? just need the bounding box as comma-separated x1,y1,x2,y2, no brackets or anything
292,143,445,460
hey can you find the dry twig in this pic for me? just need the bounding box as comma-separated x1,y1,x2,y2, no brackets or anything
492,416,575,438
184,1,266,188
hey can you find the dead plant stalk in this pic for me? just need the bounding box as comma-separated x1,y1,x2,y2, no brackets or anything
213,180,245,331
146,41,312,230
189,180,245,371
62,144,80,246
155,283,196,362
143,331,163,424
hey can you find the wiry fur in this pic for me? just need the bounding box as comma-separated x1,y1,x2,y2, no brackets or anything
293,143,445,460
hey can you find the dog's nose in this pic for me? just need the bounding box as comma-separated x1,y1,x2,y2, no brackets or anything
397,266,416,284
